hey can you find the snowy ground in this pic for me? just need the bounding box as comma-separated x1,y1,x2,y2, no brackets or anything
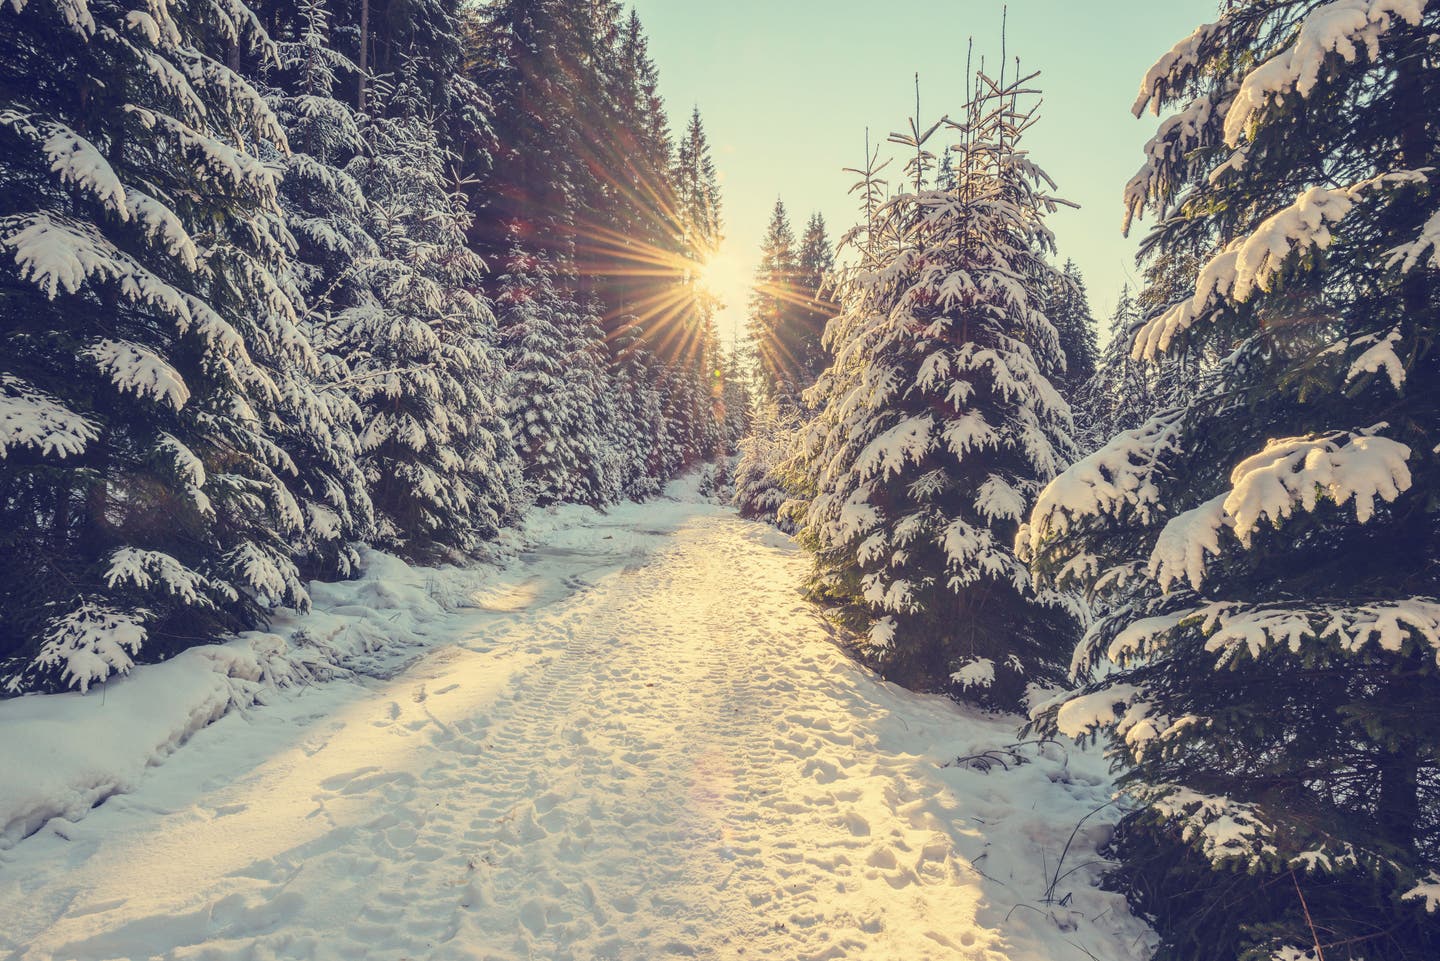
0,484,1152,961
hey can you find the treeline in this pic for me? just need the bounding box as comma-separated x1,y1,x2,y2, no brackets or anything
735,5,1440,959
0,0,739,694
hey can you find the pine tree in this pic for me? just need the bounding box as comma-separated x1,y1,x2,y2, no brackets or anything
748,199,803,407
342,71,518,557
263,0,378,577
799,70,1079,709
0,0,321,692
1020,5,1440,958
1044,259,1099,407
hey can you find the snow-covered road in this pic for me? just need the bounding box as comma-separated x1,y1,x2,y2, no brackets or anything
0,493,1149,961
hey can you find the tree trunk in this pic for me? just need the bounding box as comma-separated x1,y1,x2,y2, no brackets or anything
1376,742,1420,854
358,0,370,113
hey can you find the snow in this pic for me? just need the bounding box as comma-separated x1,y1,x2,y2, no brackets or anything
104,549,217,608
86,339,191,410
1131,177,1420,361
1149,787,1277,865
0,375,98,460
1019,409,1185,555
42,121,126,216
8,0,95,36
1223,0,1430,146
1133,21,1222,117
949,658,995,690
1346,326,1407,389
1403,873,1440,913
1388,207,1440,273
33,605,149,696
1149,430,1411,592
0,487,1152,961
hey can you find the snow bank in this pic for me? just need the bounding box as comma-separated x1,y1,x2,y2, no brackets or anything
0,476,721,852
0,547,478,851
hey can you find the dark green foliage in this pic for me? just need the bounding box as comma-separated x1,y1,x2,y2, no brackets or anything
796,69,1081,711
1044,260,1099,408
1021,4,1440,958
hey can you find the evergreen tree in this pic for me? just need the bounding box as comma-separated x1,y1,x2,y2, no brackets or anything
734,401,803,529
676,108,722,266
1079,286,1155,448
0,0,318,691
342,72,518,557
263,0,378,577
748,199,802,407
795,212,837,382
1021,5,1440,958
799,70,1079,709
1044,259,1099,407
473,0,723,502
718,346,754,456
495,234,572,506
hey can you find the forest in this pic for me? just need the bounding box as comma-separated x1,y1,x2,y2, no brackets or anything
0,1,1437,960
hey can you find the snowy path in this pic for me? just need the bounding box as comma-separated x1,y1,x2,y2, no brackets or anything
0,496,1148,961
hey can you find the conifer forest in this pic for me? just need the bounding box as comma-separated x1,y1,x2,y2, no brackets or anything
0,2,1436,960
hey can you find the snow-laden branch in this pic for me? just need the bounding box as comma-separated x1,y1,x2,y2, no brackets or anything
1131,173,1424,361
1224,0,1430,147
1149,429,1411,592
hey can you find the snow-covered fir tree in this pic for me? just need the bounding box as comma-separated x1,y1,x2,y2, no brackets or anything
0,0,324,692
794,212,838,377
1043,259,1099,409
798,71,1080,709
474,0,722,504
1078,285,1156,449
1020,4,1440,958
748,200,803,407
495,234,574,506
734,402,805,530
717,345,754,456
262,0,378,578
341,71,519,558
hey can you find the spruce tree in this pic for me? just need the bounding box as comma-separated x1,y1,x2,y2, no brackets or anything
748,199,803,407
799,70,1079,709
1079,285,1155,448
342,72,518,557
496,234,573,506
1044,259,1099,408
0,0,318,691
794,212,838,386
1021,5,1440,958
262,0,377,577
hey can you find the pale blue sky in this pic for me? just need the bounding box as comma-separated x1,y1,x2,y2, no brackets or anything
629,0,1218,343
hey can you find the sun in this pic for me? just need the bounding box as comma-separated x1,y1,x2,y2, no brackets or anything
692,245,747,312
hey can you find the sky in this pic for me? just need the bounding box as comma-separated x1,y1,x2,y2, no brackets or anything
628,0,1218,345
